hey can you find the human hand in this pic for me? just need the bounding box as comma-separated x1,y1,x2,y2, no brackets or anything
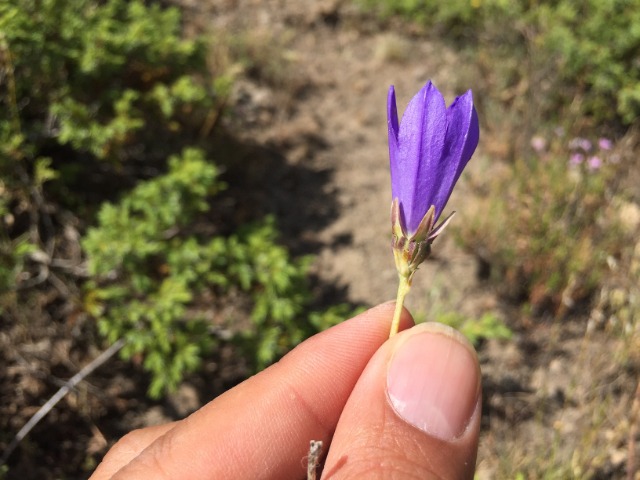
91,302,481,479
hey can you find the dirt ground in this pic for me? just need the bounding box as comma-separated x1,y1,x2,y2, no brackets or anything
2,1,639,478
199,0,486,315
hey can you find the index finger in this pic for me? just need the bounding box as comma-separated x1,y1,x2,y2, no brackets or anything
92,302,413,480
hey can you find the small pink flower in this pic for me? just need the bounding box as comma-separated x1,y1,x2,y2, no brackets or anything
579,138,592,152
569,153,584,165
598,137,613,150
569,137,592,152
587,156,602,171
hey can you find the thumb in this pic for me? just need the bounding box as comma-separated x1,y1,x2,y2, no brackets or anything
322,322,481,479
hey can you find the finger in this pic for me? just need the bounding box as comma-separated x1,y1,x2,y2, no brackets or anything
323,322,481,479
95,302,413,480
92,423,178,480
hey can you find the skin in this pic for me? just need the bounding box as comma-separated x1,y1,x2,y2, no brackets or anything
91,302,481,479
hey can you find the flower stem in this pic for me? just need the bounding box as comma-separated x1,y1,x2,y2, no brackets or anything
389,275,411,337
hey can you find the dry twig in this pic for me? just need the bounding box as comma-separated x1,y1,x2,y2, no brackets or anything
307,440,323,480
0,339,125,466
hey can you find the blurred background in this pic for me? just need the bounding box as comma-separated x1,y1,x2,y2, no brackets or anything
1,0,639,478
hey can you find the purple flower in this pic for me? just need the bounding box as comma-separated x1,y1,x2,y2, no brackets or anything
387,81,479,237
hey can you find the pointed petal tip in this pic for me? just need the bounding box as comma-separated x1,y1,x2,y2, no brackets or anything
422,79,435,90
387,85,396,107
387,85,399,141
449,88,475,110
387,86,397,117
421,80,444,102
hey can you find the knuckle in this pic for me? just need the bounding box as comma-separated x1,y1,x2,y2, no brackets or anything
106,428,150,460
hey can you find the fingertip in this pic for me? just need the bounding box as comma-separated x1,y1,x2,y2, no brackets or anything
324,321,481,479
387,322,481,441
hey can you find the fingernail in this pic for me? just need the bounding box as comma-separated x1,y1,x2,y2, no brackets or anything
386,323,480,441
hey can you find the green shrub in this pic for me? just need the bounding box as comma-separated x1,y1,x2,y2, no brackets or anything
0,0,223,287
434,311,512,345
1,0,346,398
358,0,640,124
0,0,224,393
0,0,216,164
83,148,346,396
537,0,640,124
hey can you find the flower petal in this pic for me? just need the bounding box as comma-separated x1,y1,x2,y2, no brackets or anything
430,89,479,219
388,85,401,204
397,81,447,234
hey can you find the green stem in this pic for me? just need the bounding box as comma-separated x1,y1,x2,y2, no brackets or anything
389,275,411,337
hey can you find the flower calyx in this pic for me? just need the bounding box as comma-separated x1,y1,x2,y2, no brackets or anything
391,198,456,285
